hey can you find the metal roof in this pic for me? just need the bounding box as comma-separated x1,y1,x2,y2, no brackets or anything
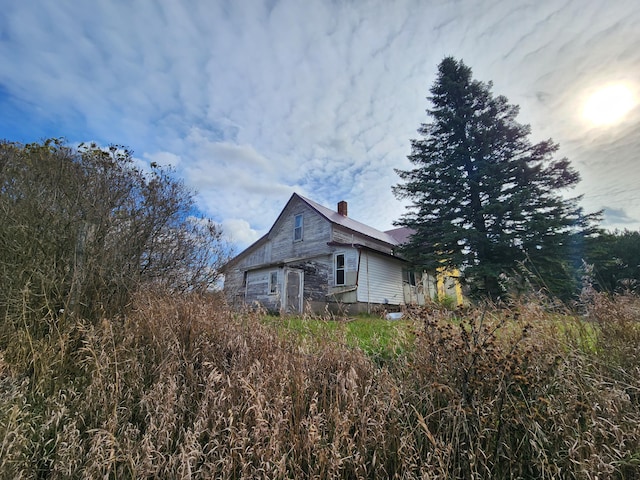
383,226,414,245
295,194,401,246
223,193,410,271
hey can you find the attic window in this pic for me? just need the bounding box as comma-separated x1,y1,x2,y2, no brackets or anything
294,214,303,241
335,253,345,286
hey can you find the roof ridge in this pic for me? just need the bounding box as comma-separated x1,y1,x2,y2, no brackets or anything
294,193,399,246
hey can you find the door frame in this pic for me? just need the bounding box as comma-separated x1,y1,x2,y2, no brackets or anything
283,267,304,314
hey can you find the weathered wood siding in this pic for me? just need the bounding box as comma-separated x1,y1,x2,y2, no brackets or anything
228,197,335,310
244,242,272,267
286,258,331,303
245,268,281,311
357,251,405,305
227,196,331,275
270,198,332,262
223,268,245,307
332,226,394,254
228,241,272,273
403,271,438,305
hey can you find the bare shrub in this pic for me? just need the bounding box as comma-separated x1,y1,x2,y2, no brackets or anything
0,139,231,328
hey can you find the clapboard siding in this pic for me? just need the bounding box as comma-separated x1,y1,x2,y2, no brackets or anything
245,269,280,311
223,268,245,306
357,251,405,305
245,242,272,266
225,238,271,288
270,198,332,261
286,257,331,302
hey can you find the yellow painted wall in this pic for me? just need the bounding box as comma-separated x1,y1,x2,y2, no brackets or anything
436,266,464,306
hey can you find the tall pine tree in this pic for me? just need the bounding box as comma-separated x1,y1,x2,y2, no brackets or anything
393,57,599,299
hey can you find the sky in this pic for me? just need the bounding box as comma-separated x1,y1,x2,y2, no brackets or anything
1,0,639,250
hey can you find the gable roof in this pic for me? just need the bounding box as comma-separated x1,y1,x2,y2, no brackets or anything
293,193,401,246
222,193,407,271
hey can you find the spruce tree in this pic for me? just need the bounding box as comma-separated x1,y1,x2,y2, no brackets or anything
585,229,640,293
393,57,599,299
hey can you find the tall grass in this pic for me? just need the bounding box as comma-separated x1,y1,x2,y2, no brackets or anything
1,290,639,478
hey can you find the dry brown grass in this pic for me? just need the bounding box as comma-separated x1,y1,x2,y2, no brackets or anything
1,290,639,478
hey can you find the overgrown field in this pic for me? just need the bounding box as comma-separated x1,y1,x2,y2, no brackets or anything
1,291,639,479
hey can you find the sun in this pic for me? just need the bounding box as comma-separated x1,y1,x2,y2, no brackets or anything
583,84,636,126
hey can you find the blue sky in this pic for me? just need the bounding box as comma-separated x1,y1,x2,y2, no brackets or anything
1,0,639,249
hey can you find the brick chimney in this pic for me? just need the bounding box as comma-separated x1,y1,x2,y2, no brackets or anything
337,200,348,216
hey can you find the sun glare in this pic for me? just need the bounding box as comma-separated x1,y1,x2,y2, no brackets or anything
583,84,636,126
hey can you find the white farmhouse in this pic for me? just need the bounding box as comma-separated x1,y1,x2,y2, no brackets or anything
222,193,462,314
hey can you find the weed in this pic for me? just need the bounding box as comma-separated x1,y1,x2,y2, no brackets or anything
0,290,638,478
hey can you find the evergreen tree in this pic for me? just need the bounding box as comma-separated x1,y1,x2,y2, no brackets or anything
393,57,599,299
585,229,640,293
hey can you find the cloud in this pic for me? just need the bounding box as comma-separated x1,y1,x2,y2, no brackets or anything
221,218,263,249
143,151,182,168
603,207,637,227
1,0,639,253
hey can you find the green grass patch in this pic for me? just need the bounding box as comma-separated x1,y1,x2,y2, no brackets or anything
262,313,415,360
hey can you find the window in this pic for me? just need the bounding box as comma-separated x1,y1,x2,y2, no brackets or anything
294,214,303,241
335,253,345,286
403,269,417,286
269,271,278,294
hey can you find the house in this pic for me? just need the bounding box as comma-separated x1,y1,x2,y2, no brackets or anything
222,193,462,314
